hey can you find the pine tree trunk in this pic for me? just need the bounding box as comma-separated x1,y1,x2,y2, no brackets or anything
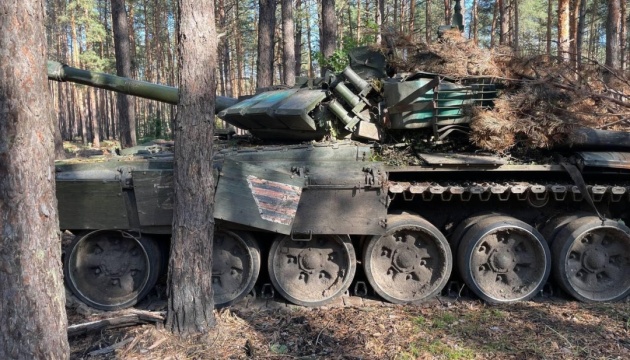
0,1,69,357
619,0,627,70
547,0,552,56
569,0,579,68
376,0,383,45
605,0,621,83
295,0,303,77
282,0,296,86
257,0,276,88
490,1,498,48
471,0,478,45
321,0,336,76
166,0,217,336
513,0,519,53
409,0,415,42
218,0,233,97
576,0,587,68
499,0,509,46
306,0,314,78
112,0,137,148
234,0,244,97
558,0,570,61
426,0,431,44
444,0,450,24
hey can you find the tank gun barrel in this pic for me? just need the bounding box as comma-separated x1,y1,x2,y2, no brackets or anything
47,60,237,112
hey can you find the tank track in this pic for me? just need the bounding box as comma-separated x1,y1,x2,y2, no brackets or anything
388,180,630,204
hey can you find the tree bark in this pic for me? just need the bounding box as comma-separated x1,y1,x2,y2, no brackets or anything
257,0,276,88
576,0,587,68
0,1,70,358
547,0,552,56
513,0,519,53
111,0,137,148
166,0,217,336
282,0,296,86
490,1,498,48
605,0,621,83
321,0,336,76
569,0,579,68
499,0,509,46
409,0,415,42
295,0,303,77
219,0,233,97
471,0,478,45
376,0,384,45
621,0,627,70
306,0,314,78
426,0,431,44
558,0,570,61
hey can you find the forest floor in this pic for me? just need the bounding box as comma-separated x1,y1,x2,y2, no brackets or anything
67,290,630,360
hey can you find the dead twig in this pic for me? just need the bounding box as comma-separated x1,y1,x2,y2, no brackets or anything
88,337,134,356
68,310,166,337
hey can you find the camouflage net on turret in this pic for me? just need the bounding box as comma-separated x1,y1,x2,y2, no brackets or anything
377,30,630,153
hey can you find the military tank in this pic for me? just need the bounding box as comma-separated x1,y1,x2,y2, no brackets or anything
50,11,630,311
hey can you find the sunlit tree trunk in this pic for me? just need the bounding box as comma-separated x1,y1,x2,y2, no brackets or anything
282,0,296,86
558,0,570,61
490,1,498,48
499,0,509,46
167,0,217,336
576,0,587,68
112,0,137,147
321,0,336,75
0,1,69,357
605,0,621,83
257,0,276,88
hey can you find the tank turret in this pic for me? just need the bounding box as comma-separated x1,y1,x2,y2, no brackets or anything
47,60,237,112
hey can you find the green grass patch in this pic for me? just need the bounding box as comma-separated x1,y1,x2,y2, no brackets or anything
399,339,474,360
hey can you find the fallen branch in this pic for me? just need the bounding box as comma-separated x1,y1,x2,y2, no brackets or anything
88,337,134,356
68,310,165,337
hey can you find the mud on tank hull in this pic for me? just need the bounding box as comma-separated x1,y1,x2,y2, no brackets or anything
56,143,630,310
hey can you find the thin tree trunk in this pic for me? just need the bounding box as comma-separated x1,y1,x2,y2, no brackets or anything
409,0,416,42
499,0,509,46
444,0,450,24
605,0,621,83
282,0,296,86
513,0,519,53
376,0,383,45
257,0,276,88
620,0,627,70
558,0,570,61
321,0,336,76
569,0,579,68
295,0,303,77
357,0,362,43
90,87,100,148
426,0,431,44
490,1,498,48
471,0,478,45
547,0,552,56
112,0,137,148
167,0,217,335
0,1,69,357
218,0,232,97
234,0,243,96
576,0,587,68
306,0,314,77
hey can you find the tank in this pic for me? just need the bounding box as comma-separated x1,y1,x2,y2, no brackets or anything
51,24,630,311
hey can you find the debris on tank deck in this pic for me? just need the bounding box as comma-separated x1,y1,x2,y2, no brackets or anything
373,29,630,153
